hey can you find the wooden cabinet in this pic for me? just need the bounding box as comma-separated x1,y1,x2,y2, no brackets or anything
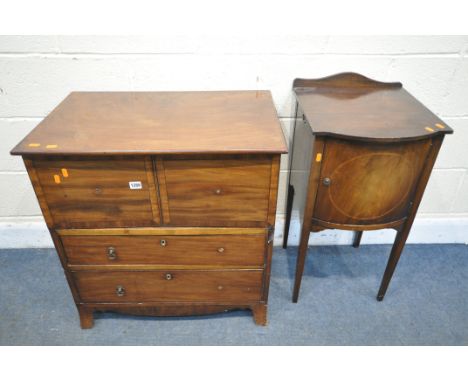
11,91,286,328
283,73,453,302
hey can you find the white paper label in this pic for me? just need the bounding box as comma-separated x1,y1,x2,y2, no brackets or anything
129,181,142,190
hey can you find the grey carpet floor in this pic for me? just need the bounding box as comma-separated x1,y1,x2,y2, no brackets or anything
0,244,466,345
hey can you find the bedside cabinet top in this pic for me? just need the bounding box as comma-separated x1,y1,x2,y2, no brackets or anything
293,72,453,142
11,91,287,156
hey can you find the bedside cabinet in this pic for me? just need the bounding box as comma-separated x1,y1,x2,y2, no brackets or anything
283,73,453,302
11,91,287,328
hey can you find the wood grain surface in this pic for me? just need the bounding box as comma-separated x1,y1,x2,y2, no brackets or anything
11,91,287,156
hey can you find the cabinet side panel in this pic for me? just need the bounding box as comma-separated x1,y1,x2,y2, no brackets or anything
23,157,54,227
288,106,320,234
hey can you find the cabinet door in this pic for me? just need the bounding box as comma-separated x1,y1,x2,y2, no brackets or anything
157,157,272,227
33,157,158,228
313,138,431,226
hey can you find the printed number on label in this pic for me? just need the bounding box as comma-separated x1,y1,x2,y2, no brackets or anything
129,181,142,190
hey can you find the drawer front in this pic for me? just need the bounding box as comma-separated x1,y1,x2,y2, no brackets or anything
33,158,156,228
73,270,263,302
62,234,265,267
160,157,272,226
314,138,431,225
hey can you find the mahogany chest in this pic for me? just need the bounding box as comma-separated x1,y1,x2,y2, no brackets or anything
11,91,287,328
283,73,453,302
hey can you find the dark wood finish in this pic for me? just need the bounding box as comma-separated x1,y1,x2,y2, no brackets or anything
352,231,363,248
61,234,265,267
10,91,287,156
251,303,268,326
77,303,267,329
159,157,272,227
294,72,452,142
285,73,453,302
13,91,285,327
292,136,325,302
262,156,281,302
314,138,431,226
32,157,156,228
377,135,444,300
77,305,94,329
73,270,263,303
282,185,294,248
23,159,54,227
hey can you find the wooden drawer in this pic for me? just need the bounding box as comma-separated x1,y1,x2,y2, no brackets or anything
73,270,263,303
33,158,158,228
158,157,272,226
61,234,265,267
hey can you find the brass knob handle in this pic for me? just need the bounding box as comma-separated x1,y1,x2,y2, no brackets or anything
214,188,222,195
165,273,173,280
107,246,117,260
323,177,331,186
94,187,102,195
160,239,167,247
217,247,225,253
116,285,125,297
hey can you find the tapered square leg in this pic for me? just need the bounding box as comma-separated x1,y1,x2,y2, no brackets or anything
352,231,363,248
283,185,295,249
292,229,311,303
377,230,408,301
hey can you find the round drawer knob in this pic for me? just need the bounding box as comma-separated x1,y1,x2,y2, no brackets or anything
165,273,173,280
217,247,225,253
107,246,117,260
115,285,125,297
95,187,102,195
322,177,331,187
214,188,222,195
160,239,167,247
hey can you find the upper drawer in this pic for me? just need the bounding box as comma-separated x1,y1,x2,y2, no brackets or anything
32,158,158,228
158,157,273,227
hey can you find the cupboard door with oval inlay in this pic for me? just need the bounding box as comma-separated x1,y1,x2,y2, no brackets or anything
33,157,159,228
158,157,272,227
313,138,432,226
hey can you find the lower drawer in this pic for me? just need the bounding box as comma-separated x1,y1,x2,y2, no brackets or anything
73,270,263,303
61,234,265,267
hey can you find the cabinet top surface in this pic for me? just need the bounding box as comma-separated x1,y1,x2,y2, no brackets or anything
11,91,287,156
294,72,453,142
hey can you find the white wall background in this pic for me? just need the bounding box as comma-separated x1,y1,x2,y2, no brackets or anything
0,35,467,247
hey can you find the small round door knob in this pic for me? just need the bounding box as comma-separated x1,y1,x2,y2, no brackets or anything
115,285,125,297
165,273,173,280
214,188,222,195
94,187,102,194
160,239,167,247
217,247,225,253
322,177,331,186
